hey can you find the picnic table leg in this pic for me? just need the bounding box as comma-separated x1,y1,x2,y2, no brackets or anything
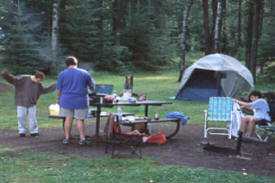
165,120,181,139
144,105,149,117
144,105,149,133
62,118,65,131
236,131,243,155
96,106,101,137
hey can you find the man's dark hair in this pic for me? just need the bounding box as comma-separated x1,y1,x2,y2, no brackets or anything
248,90,262,101
34,70,45,80
65,56,78,66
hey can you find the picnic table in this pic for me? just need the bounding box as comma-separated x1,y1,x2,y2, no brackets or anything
90,100,180,137
49,100,180,138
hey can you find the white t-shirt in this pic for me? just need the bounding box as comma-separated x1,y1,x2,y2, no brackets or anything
250,98,271,121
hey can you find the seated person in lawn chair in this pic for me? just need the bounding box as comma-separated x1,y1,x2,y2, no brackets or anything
233,90,271,138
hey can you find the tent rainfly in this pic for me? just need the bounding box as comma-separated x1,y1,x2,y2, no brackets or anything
176,53,254,101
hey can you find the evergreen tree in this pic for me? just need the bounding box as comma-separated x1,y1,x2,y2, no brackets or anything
0,1,47,74
121,2,177,71
59,0,101,64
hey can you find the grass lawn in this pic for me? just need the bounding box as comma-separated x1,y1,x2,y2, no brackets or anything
0,70,274,182
0,147,274,183
0,70,210,130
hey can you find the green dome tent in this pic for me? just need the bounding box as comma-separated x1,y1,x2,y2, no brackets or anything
176,53,254,101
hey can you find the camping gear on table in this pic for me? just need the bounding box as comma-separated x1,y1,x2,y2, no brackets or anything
176,53,254,101
139,93,146,101
89,84,113,103
124,74,133,90
49,104,60,116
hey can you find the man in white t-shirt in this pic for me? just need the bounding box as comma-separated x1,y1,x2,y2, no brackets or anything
234,90,271,137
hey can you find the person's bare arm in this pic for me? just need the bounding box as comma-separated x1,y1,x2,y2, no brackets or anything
57,90,62,104
233,99,253,111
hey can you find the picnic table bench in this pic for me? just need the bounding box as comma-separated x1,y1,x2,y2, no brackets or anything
121,117,181,139
49,111,134,128
48,115,181,139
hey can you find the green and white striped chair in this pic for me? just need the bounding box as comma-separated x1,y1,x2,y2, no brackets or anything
204,97,234,139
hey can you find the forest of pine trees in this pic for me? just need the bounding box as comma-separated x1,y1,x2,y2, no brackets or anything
0,0,274,82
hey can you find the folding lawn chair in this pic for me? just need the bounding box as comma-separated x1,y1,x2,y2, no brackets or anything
256,123,275,142
204,97,234,139
203,97,243,154
255,101,275,142
104,113,143,158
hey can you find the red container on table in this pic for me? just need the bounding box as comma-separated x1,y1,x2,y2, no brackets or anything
139,94,146,101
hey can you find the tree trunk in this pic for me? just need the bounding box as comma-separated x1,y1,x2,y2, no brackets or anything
14,0,19,8
51,0,61,70
245,1,254,69
220,0,227,52
202,0,212,55
214,0,222,52
178,0,193,82
238,0,242,45
153,0,162,29
250,0,264,82
269,0,273,14
210,0,217,51
96,0,104,62
113,0,121,49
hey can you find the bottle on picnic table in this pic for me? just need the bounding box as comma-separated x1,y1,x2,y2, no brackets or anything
147,123,152,134
113,90,117,98
113,90,117,103
117,107,123,123
155,113,159,120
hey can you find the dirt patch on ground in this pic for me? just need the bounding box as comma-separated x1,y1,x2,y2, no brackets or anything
0,122,274,177
0,82,11,93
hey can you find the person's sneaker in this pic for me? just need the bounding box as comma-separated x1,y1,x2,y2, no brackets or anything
30,133,39,137
19,133,26,137
78,139,91,146
62,138,70,145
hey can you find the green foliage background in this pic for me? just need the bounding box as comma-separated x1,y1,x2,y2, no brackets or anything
0,0,274,181
0,0,274,76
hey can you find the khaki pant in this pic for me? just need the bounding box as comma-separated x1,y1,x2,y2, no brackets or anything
17,105,38,134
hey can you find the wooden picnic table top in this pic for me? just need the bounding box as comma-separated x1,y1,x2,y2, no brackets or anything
90,100,172,107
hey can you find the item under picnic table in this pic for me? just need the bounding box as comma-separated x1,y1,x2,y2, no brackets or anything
104,113,143,158
130,116,148,133
143,132,167,144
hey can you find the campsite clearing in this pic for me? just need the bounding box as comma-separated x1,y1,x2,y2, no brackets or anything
0,122,274,178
